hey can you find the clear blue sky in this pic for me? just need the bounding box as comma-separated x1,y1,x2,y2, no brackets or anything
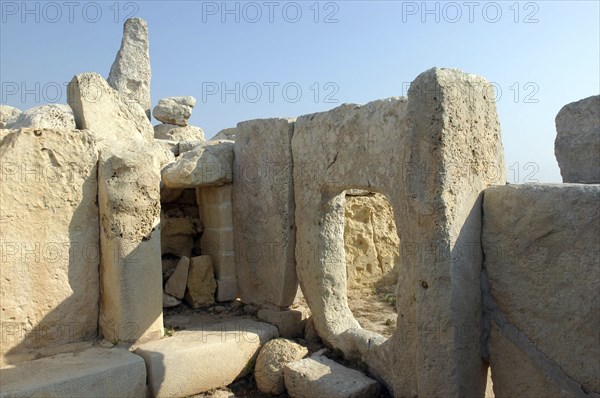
1,1,599,182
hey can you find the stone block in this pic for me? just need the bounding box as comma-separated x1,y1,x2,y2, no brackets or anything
0,347,146,398
257,309,304,339
0,129,100,364
134,319,278,397
234,118,297,307
98,148,163,343
284,355,380,398
185,255,217,308
107,17,151,119
555,95,600,183
68,72,153,143
483,183,600,395
216,278,238,302
161,141,234,188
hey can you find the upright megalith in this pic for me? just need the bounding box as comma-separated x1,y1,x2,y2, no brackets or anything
68,72,154,143
233,118,297,307
555,95,600,183
483,184,600,397
98,148,163,343
108,18,152,119
292,68,505,397
0,129,100,365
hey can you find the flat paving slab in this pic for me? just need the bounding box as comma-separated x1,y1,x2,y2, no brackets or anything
134,318,278,398
0,346,146,398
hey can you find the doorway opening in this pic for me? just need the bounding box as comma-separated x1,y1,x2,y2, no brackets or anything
343,190,400,337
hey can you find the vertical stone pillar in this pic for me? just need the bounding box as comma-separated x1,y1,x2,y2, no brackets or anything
197,185,237,301
233,118,296,307
98,149,163,343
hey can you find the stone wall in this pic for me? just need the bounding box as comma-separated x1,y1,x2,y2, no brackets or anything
482,184,600,397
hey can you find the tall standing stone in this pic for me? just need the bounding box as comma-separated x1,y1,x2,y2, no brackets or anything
98,148,163,343
0,129,100,365
68,72,154,143
483,184,600,396
233,118,296,307
292,68,506,397
555,95,600,183
108,18,151,120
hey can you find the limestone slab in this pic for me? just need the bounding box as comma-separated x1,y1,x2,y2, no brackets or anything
98,148,163,343
134,319,278,397
0,347,146,398
0,129,100,365
555,95,600,183
162,140,234,188
107,17,151,119
154,123,205,142
257,309,303,339
234,118,296,307
284,355,380,398
483,183,600,395
164,256,190,299
68,72,153,143
292,68,506,397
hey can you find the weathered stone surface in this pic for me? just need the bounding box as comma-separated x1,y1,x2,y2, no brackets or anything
179,139,204,154
234,118,296,307
292,68,506,397
284,355,380,398
107,17,151,119
160,213,198,259
487,322,575,398
483,183,600,396
0,105,21,128
213,127,236,141
0,129,99,365
216,278,238,302
164,256,190,299
185,255,217,308
162,140,234,188
162,292,181,308
197,185,235,288
162,216,197,236
257,309,303,339
344,193,399,289
161,235,194,258
10,104,75,130
154,123,205,141
304,317,321,345
68,72,153,143
0,347,146,398
153,96,196,126
98,148,163,343
134,319,278,397
555,95,600,183
154,138,179,157
255,338,308,395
